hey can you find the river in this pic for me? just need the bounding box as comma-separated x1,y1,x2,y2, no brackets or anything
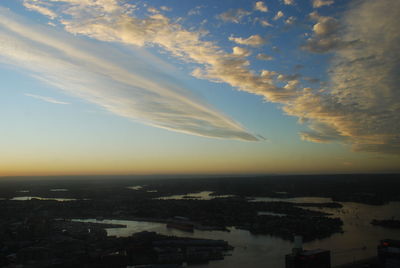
75,193,400,268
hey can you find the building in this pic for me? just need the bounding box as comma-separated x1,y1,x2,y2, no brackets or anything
378,239,400,268
285,236,331,268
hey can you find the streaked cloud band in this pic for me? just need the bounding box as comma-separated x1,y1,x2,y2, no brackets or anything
0,8,257,141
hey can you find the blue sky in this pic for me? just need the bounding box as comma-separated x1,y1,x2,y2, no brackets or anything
0,0,399,176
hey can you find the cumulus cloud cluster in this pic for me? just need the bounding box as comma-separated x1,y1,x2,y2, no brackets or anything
290,0,400,154
228,35,266,47
313,0,334,8
218,8,251,23
11,0,400,154
303,12,345,53
232,46,251,57
257,18,272,27
273,11,284,21
285,16,296,25
256,53,273,61
23,1,56,19
254,1,268,12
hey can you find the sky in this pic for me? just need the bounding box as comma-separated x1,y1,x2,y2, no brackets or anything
0,0,399,177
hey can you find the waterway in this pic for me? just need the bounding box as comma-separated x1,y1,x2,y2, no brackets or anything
11,196,79,201
75,198,400,268
157,191,235,200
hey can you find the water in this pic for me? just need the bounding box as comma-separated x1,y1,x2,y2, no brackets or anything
304,201,400,265
250,196,333,203
11,196,78,201
157,191,235,200
257,211,286,217
74,200,400,268
127,186,157,192
74,218,292,267
50,189,69,192
127,186,144,190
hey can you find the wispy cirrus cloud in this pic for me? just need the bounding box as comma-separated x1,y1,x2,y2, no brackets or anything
24,93,70,104
0,8,257,141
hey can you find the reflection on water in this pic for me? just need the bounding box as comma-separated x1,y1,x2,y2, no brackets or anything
74,218,292,268
257,211,286,217
50,189,69,192
11,196,78,201
251,196,333,203
74,201,400,268
127,186,157,192
127,185,144,190
304,201,400,266
157,191,235,200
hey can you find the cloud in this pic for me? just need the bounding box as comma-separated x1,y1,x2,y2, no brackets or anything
0,8,257,142
218,8,251,23
232,47,251,57
260,70,277,79
258,18,273,27
17,0,400,154
160,6,171,12
278,73,300,81
254,2,268,12
304,77,320,83
24,93,70,104
283,80,300,90
188,6,204,16
34,0,287,104
229,35,266,47
303,12,347,53
285,16,296,25
286,0,400,154
147,7,159,14
273,11,284,21
284,0,295,5
256,53,273,61
312,15,338,36
23,0,57,19
312,0,334,8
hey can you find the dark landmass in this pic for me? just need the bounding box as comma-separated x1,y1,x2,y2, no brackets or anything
0,173,398,267
371,219,400,229
0,216,232,268
239,215,343,241
0,197,342,242
295,202,343,208
137,174,400,205
1,173,399,205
